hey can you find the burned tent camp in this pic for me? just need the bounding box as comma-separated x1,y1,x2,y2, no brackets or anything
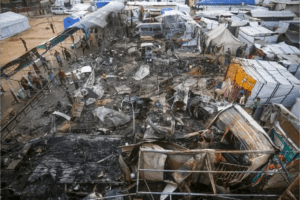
0,0,299,199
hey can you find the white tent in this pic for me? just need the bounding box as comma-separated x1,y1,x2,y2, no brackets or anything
233,59,300,108
204,24,244,55
0,12,30,40
291,98,300,131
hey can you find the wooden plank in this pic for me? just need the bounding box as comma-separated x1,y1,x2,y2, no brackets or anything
6,159,22,170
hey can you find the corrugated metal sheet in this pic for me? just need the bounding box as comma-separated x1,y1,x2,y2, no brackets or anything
210,104,276,184
196,0,255,5
216,105,275,153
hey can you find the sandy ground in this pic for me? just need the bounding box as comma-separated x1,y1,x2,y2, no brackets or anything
0,13,86,122
0,14,67,66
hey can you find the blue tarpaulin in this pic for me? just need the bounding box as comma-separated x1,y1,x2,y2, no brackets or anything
63,17,80,29
196,0,255,5
95,0,111,8
161,8,173,14
96,2,109,8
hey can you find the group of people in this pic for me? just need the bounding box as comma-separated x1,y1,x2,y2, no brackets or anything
19,68,69,99
20,72,49,98
80,30,104,56
236,88,261,116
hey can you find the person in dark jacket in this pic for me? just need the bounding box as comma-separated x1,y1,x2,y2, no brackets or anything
63,48,71,61
224,48,231,66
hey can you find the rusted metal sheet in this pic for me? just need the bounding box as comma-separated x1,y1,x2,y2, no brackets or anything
208,104,276,184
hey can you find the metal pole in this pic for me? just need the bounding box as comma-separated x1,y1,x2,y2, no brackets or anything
136,149,141,194
138,191,279,197
140,149,277,154
131,97,136,143
143,179,155,200
138,169,287,174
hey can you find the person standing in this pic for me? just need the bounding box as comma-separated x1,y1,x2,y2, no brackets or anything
32,75,42,89
59,69,67,87
39,75,48,87
54,50,62,67
63,48,71,61
39,75,50,92
241,44,248,58
95,28,98,43
252,97,260,115
71,72,79,89
40,56,49,71
236,46,242,58
20,38,28,51
102,72,106,84
20,77,32,98
81,39,87,55
50,22,55,34
89,34,93,47
48,71,57,86
27,72,34,85
239,93,246,105
224,48,231,66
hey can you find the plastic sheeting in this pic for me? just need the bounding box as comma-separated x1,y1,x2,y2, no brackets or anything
254,42,300,59
0,12,30,40
278,54,300,74
200,17,219,31
93,107,131,126
71,1,124,29
133,65,150,81
237,24,279,52
250,10,294,18
230,59,300,107
115,85,132,94
205,24,244,55
196,0,255,5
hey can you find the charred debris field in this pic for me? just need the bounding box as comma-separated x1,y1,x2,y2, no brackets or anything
1,1,299,200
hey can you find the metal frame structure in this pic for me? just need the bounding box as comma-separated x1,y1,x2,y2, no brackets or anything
0,73,59,141
134,148,291,199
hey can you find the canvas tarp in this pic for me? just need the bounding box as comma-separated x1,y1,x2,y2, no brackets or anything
71,1,124,29
0,12,30,40
204,24,244,55
226,59,300,107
